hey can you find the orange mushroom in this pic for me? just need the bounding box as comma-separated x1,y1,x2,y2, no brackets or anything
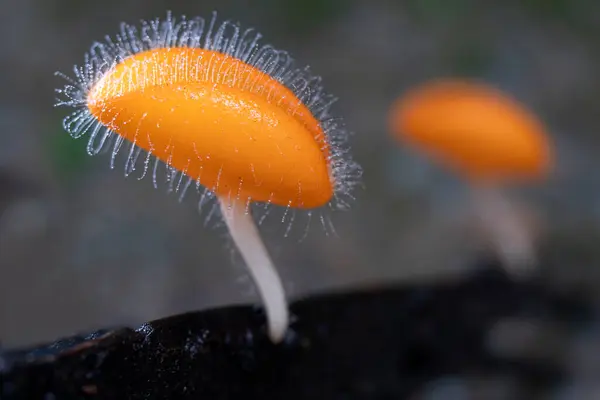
55,12,361,342
389,79,553,273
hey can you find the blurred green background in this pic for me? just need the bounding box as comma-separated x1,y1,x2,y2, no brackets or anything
2,2,600,396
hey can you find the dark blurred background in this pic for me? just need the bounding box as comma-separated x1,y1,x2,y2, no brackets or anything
1,0,600,398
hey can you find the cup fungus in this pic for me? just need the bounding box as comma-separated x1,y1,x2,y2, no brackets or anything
55,12,361,342
389,79,552,273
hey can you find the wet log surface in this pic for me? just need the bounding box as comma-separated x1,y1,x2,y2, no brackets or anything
0,263,592,399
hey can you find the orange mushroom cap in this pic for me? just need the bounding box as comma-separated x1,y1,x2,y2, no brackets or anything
389,79,552,183
87,47,333,208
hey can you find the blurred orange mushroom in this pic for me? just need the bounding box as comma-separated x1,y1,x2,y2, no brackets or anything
389,79,553,273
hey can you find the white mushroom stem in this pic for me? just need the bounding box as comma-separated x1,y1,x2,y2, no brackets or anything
469,184,537,276
219,197,288,343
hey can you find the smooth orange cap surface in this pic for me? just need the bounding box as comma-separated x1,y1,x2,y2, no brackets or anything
87,47,333,208
389,79,552,183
